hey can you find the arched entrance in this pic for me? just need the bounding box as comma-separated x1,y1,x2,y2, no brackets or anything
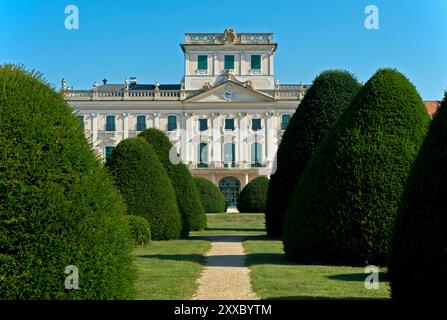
219,176,240,207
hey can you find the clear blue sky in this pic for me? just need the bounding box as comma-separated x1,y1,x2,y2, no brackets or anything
1,0,446,99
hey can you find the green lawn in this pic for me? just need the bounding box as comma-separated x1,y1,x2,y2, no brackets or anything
192,213,266,235
244,237,391,300
133,238,210,299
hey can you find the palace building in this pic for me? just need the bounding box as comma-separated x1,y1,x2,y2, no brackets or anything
65,27,309,206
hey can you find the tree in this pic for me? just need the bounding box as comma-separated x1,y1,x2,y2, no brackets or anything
193,177,226,213
139,128,206,233
125,215,152,246
266,70,361,237
389,92,447,299
237,176,269,213
106,137,182,240
0,65,135,299
283,68,430,265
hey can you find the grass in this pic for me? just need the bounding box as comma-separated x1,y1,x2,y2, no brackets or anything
192,212,266,235
243,236,391,300
133,238,210,299
133,213,391,300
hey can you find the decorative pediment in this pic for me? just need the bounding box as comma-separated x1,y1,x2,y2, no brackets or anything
185,80,274,103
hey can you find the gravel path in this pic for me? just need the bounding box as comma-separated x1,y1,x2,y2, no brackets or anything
191,235,259,300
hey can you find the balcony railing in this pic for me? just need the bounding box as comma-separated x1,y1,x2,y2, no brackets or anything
187,161,269,169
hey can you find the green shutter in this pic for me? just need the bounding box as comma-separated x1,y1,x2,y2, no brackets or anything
251,55,261,70
281,115,290,130
198,55,208,70
78,115,84,129
168,116,177,131
252,119,261,131
136,116,146,131
224,55,234,70
199,119,208,131
106,115,115,131
225,119,235,130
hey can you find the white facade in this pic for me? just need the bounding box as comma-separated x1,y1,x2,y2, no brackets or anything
65,28,308,205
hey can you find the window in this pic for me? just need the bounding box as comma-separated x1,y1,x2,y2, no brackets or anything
198,55,208,70
251,143,263,167
224,55,234,70
224,143,236,167
224,119,235,131
105,115,116,131
105,146,115,161
78,115,84,129
281,114,291,130
251,55,261,70
199,118,208,131
136,115,146,131
197,143,208,167
168,115,177,131
252,118,262,131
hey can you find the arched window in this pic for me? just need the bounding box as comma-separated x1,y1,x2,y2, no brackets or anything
281,114,291,130
224,143,236,168
197,143,208,167
251,143,263,167
167,115,177,131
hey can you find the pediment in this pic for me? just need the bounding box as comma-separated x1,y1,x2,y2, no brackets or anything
185,80,274,103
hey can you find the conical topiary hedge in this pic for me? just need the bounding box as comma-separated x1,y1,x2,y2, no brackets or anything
283,68,431,265
0,65,135,299
193,177,226,213
389,92,447,299
266,70,361,237
237,176,269,213
106,137,182,240
139,128,206,234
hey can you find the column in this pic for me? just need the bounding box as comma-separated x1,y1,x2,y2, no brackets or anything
91,113,98,148
180,113,187,163
123,113,129,139
212,113,221,167
185,113,193,164
264,112,269,164
153,112,160,129
268,52,274,76
244,174,249,188
213,53,217,76
237,113,242,165
211,173,216,186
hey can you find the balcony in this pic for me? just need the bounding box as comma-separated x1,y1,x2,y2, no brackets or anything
187,161,269,170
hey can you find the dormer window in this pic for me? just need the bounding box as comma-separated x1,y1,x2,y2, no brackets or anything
224,55,234,70
251,55,261,70
198,55,208,70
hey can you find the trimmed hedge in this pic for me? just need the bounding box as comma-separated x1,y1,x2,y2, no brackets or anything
237,176,269,213
0,65,135,299
266,70,361,237
139,128,206,233
283,68,431,265
125,215,151,246
106,137,182,240
193,177,226,213
389,92,447,299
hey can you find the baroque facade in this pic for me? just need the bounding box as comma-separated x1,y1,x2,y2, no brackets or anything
65,28,308,206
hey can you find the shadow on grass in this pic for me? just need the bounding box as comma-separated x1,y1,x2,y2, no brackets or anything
328,272,389,282
204,227,265,232
136,254,206,265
